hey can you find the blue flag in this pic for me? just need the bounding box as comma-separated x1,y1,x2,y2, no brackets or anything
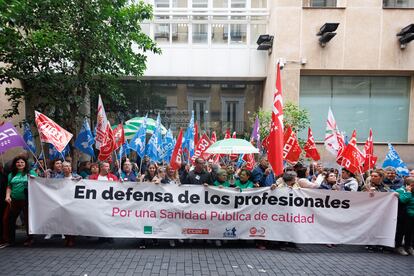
146,113,163,162
49,143,69,161
117,142,131,160
382,143,409,176
129,115,147,158
23,122,36,153
160,129,175,163
182,111,195,158
74,119,95,157
236,154,245,169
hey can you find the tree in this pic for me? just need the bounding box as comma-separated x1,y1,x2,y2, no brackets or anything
251,102,310,141
0,0,161,133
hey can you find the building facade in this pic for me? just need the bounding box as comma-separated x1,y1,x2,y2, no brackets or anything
138,0,414,164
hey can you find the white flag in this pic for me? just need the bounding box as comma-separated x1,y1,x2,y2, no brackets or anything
95,95,108,149
324,107,340,156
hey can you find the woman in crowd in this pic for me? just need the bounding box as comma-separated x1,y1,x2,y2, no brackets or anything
234,169,254,191
78,161,91,179
340,168,358,192
0,156,37,248
140,162,161,183
118,159,137,182
395,177,414,256
48,159,64,178
296,166,320,189
161,165,180,184
319,172,339,190
213,169,230,188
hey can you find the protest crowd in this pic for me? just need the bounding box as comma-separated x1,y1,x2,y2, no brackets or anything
0,69,413,255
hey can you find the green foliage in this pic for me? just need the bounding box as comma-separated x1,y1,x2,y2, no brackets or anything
250,102,310,139
0,0,161,132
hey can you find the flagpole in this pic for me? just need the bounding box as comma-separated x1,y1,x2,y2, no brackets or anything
39,141,49,175
22,140,46,175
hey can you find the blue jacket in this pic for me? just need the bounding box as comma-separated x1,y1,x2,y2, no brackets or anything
251,165,268,187
383,177,404,191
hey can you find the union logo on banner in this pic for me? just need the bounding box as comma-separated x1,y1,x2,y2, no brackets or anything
35,111,73,153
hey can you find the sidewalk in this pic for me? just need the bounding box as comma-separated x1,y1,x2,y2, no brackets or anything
0,233,412,276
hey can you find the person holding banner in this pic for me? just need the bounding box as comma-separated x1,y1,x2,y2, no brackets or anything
89,162,118,181
296,166,320,189
396,177,414,256
362,170,390,192
1,156,37,248
213,169,230,188
339,168,358,192
47,159,64,178
140,162,161,184
383,167,404,191
77,161,92,179
251,155,272,187
277,171,300,189
319,172,339,191
88,163,99,179
117,160,137,182
181,158,213,185
161,165,180,185
234,169,254,191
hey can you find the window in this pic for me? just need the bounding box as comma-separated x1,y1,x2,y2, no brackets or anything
305,0,337,7
383,0,414,8
231,0,246,8
213,0,228,8
154,0,169,8
172,23,188,43
192,24,208,44
193,100,207,129
212,24,228,44
300,76,410,142
250,24,266,45
251,0,267,8
172,0,188,8
193,0,208,8
230,24,247,44
221,96,245,133
154,24,170,43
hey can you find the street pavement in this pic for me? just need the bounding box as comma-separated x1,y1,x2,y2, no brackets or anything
0,233,413,276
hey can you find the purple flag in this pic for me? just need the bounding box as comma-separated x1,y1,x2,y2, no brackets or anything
250,115,261,150
0,122,27,154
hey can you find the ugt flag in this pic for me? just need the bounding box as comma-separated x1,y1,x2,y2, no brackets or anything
95,95,108,149
382,143,409,176
23,122,36,153
34,111,73,153
0,122,26,154
74,119,95,157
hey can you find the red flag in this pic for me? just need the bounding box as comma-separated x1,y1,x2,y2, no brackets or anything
95,95,108,149
304,128,320,161
261,134,270,151
283,126,301,164
34,111,73,152
363,129,377,172
98,123,116,161
194,122,199,146
191,134,212,164
335,133,346,164
113,124,125,150
211,131,217,143
224,129,231,139
339,130,364,174
232,131,236,138
242,154,256,170
267,63,284,176
170,129,184,170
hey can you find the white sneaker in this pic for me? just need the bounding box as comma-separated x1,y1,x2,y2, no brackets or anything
61,234,65,239
407,247,414,255
396,247,409,256
44,234,52,240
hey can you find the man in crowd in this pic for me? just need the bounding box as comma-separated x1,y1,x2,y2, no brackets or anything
89,162,118,181
251,155,272,187
181,157,213,185
383,166,404,191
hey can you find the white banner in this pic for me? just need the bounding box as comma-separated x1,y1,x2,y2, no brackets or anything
29,178,398,246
